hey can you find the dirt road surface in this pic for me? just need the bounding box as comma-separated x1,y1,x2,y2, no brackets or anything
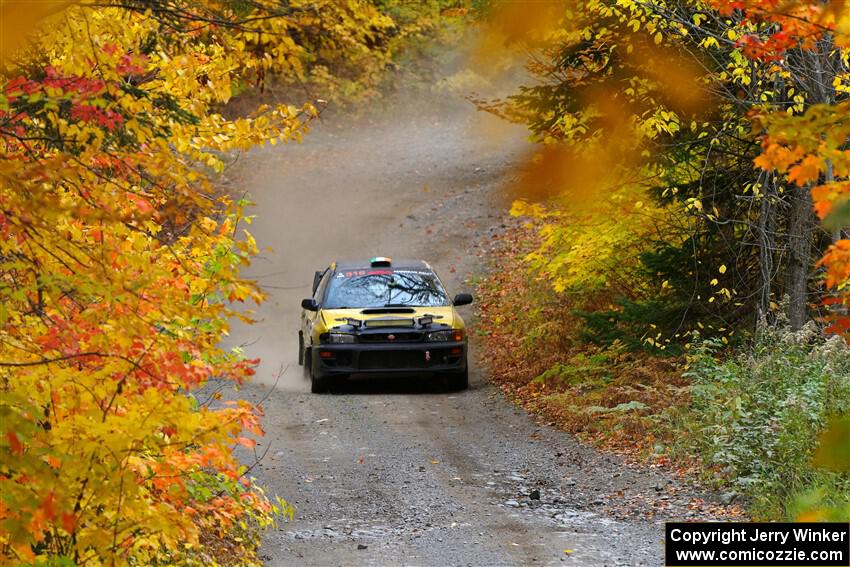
223,94,721,566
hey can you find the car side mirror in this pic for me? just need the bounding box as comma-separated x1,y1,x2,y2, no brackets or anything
301,298,319,311
453,293,473,306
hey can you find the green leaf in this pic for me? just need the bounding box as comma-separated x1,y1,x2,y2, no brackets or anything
814,417,850,472
822,200,850,231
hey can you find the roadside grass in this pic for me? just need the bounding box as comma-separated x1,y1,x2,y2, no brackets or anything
476,224,850,520
667,326,850,519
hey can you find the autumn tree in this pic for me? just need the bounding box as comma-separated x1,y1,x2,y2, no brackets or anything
0,0,421,563
473,0,850,519
479,0,850,343
709,0,850,333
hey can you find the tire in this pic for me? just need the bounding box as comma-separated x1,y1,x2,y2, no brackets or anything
307,349,332,393
311,372,331,393
444,368,469,391
298,332,304,366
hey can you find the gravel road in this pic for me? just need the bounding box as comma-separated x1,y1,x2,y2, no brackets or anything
223,93,725,566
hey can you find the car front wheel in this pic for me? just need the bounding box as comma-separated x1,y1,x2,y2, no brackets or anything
298,332,304,366
311,374,331,393
444,368,469,391
307,350,332,394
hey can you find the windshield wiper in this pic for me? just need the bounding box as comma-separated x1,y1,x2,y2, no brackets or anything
384,303,412,307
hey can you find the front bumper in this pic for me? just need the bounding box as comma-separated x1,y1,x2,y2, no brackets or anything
311,341,467,377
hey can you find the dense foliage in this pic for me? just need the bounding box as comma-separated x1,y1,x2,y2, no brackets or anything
476,225,690,454
678,324,850,518
478,0,850,344
473,0,850,519
0,0,461,563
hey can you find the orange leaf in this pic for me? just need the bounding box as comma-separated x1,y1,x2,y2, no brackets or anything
754,143,805,172
797,510,826,522
41,491,57,520
814,200,833,219
6,431,23,455
787,155,823,186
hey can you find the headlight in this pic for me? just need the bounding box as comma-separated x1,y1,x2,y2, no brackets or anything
321,333,356,344
425,329,464,342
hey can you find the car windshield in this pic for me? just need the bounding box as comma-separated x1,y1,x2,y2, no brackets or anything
323,269,450,309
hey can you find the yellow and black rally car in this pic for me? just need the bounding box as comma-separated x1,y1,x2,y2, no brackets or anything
298,257,472,393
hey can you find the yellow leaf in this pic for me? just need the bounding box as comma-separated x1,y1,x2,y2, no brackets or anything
0,0,76,62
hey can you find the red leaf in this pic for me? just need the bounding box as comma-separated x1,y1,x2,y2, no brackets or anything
127,194,154,215
61,513,77,533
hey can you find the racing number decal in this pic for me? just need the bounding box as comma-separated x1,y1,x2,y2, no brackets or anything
342,270,367,278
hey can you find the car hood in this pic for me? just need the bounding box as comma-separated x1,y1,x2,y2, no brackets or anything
321,306,459,330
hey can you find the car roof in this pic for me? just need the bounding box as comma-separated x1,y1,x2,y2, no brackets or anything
333,259,432,272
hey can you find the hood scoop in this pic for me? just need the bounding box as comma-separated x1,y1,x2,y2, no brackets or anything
360,307,416,314
363,317,415,328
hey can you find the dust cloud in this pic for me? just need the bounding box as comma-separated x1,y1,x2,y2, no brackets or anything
220,65,530,390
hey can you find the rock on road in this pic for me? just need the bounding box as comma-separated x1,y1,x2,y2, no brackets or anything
223,94,717,566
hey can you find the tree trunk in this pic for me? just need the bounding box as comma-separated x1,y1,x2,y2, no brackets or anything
781,38,838,329
756,175,777,322
785,184,815,329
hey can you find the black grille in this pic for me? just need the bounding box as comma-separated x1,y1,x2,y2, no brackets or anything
358,332,422,343
357,348,458,370
359,350,430,369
